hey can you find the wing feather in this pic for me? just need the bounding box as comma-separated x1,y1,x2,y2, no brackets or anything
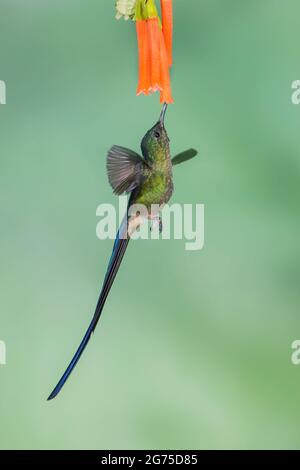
172,148,198,166
107,145,145,195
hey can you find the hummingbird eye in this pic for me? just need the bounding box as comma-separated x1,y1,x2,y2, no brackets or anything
154,130,160,139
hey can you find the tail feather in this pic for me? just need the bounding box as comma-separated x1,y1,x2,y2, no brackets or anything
47,220,129,401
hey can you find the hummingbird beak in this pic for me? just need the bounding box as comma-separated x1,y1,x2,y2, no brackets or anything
159,103,168,125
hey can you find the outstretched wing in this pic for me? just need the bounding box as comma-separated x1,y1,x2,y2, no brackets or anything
172,148,198,166
107,145,146,195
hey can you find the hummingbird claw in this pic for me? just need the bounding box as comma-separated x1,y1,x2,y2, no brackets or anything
149,216,163,233
159,217,163,233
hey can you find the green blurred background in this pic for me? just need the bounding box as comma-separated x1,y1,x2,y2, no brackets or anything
0,0,300,450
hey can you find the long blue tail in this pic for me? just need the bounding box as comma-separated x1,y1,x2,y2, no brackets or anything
47,218,129,400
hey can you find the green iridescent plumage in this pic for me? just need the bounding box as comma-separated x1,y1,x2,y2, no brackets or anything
134,121,173,210
107,104,197,212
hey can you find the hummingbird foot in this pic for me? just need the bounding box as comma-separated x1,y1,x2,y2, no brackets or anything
149,216,163,233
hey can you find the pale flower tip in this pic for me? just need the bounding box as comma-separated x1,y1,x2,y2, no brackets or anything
137,87,152,96
115,0,136,21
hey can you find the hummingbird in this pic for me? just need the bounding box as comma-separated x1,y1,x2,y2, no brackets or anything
48,104,197,400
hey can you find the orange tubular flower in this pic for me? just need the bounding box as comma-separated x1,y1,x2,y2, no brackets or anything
147,17,162,92
161,0,173,67
134,0,173,104
159,26,173,103
136,20,151,95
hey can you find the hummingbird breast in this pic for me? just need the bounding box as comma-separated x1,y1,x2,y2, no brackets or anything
131,127,174,215
131,164,173,214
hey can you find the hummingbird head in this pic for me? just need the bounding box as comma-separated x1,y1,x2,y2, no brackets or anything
141,104,170,161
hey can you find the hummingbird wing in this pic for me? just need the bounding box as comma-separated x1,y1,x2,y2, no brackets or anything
47,216,130,400
107,145,147,195
172,148,198,166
